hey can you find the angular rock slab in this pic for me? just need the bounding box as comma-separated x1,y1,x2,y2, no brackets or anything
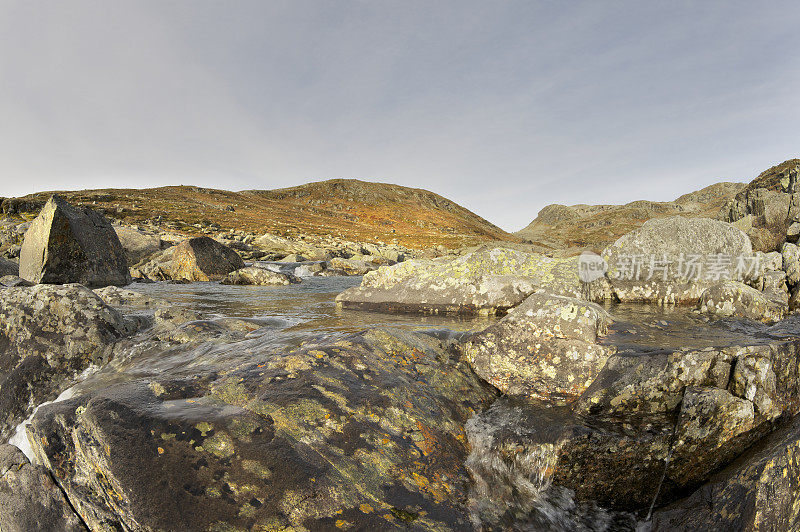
337,247,611,316
602,216,756,304
463,291,614,401
28,329,497,531
0,284,127,440
20,195,131,287
0,444,86,531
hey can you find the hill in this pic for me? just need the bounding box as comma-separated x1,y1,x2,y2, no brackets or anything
516,181,746,254
2,179,515,249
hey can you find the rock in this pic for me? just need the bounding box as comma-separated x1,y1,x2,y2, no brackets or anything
328,257,378,275
783,242,800,286
761,270,789,295
92,286,165,309
762,251,783,271
337,247,611,316
294,261,326,276
0,258,18,277
649,413,800,531
28,329,496,531
0,444,85,531
603,216,757,304
220,266,299,286
132,237,245,282
724,188,794,252
698,280,787,322
278,253,306,262
0,275,31,288
0,284,127,440
787,221,800,243
19,195,131,287
791,285,800,312
463,291,614,401
113,226,161,265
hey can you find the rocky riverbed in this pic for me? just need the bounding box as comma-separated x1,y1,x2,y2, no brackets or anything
3,192,800,531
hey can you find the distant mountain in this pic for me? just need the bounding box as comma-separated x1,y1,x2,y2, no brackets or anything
4,179,516,249
516,181,747,254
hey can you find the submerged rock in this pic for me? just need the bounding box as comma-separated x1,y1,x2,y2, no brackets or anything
337,247,611,316
602,216,757,304
463,291,614,401
19,195,131,287
220,266,299,286
0,284,127,440
0,444,86,531
698,280,787,322
28,329,496,531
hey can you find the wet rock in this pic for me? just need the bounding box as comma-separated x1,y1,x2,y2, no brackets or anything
698,280,787,322
337,247,611,316
19,195,131,287
0,444,86,531
28,329,496,531
113,225,161,265
132,237,245,282
0,258,18,277
220,266,299,286
648,413,800,531
602,216,757,304
463,292,614,401
0,284,126,440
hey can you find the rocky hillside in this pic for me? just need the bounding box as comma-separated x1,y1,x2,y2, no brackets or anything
2,179,515,249
516,181,746,254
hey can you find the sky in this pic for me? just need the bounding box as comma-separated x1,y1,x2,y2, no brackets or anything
1,1,798,231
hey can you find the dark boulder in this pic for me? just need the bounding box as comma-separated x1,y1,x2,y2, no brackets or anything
19,195,131,287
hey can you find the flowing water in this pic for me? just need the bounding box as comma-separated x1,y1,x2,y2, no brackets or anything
17,272,800,531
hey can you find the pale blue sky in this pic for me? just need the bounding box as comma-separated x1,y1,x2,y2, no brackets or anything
1,1,798,230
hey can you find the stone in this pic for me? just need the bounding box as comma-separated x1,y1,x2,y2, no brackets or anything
113,225,162,265
0,275,32,288
28,329,496,531
0,257,18,277
220,266,299,286
337,247,612,316
602,216,756,304
132,237,245,282
278,253,306,262
787,221,800,243
762,251,783,271
463,291,614,401
92,286,165,309
0,284,127,440
19,195,131,287
0,444,85,531
697,280,787,323
783,242,800,286
327,257,377,275
723,184,798,252
649,413,800,531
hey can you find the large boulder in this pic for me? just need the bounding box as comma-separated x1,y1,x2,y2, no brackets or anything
337,247,611,316
698,280,787,322
648,412,800,531
27,329,496,531
19,195,131,287
131,236,244,282
462,291,614,401
0,444,85,531
602,216,757,304
220,266,299,286
0,284,127,440
113,226,162,265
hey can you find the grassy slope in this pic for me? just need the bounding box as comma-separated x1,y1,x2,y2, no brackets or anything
9,179,516,249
